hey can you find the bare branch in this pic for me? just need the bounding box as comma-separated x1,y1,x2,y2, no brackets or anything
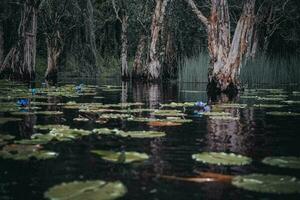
185,0,208,27
112,0,122,22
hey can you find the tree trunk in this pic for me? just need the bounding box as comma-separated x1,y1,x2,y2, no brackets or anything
162,32,177,79
145,0,169,80
187,0,256,93
210,0,256,92
0,21,3,65
82,0,97,75
121,15,129,79
45,32,63,82
0,0,40,81
132,34,146,79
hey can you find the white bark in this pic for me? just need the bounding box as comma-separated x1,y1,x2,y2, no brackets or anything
146,0,169,80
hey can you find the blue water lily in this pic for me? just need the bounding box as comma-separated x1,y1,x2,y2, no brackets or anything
17,99,30,107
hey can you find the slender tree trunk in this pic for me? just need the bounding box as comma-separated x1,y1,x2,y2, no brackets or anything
145,0,169,80
121,15,129,79
0,0,40,81
45,32,63,82
0,21,3,65
83,0,97,74
132,34,146,79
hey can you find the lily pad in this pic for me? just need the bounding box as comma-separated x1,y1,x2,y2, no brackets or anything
119,130,166,138
201,112,231,116
208,116,239,121
0,134,15,146
0,117,22,124
152,110,186,117
257,97,286,101
266,112,300,116
34,124,70,131
253,104,286,108
192,152,252,166
73,117,90,122
232,174,300,194
127,117,192,123
240,95,258,99
282,100,300,105
98,113,133,120
92,129,166,138
34,111,64,115
160,102,195,108
91,150,149,163
49,128,92,141
147,121,182,127
0,144,58,160
262,156,300,169
44,180,127,200
214,104,247,109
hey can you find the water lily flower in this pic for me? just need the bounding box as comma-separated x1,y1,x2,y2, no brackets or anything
17,99,29,107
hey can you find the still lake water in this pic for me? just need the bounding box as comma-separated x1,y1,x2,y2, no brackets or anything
1,78,300,200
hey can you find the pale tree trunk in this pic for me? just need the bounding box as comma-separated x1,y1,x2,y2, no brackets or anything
112,0,129,79
187,0,256,93
0,0,41,81
45,31,63,82
145,0,169,80
132,34,146,78
121,15,129,79
215,0,256,92
0,21,3,65
81,0,97,75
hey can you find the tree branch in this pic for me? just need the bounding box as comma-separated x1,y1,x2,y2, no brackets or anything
185,0,208,27
112,0,122,22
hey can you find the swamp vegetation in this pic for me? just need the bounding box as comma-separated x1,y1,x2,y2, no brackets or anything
0,0,300,199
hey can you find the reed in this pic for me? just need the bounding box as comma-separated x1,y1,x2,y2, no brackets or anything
179,53,300,85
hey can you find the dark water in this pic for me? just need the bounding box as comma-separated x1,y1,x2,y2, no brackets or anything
1,79,300,200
